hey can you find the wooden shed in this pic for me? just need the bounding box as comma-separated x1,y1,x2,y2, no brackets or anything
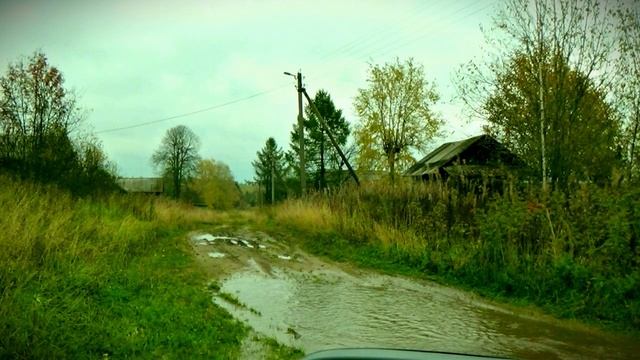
404,135,525,181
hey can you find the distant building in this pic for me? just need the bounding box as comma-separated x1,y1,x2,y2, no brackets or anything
404,135,525,181
355,170,388,182
116,177,164,194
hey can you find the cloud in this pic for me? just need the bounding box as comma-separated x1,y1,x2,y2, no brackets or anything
0,0,494,182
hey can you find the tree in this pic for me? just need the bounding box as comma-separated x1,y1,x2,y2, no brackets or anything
615,0,640,180
252,137,286,204
457,0,617,186
238,180,260,207
484,52,621,183
152,125,200,199
0,51,117,194
190,159,240,209
74,132,118,194
0,51,82,181
354,58,442,181
288,90,350,190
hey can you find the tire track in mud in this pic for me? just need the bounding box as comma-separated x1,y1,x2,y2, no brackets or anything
189,228,640,360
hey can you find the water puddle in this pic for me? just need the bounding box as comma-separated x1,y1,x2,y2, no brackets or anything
214,263,639,360
207,252,226,258
190,232,260,248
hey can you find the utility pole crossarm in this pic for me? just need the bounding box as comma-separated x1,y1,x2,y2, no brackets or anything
301,88,360,186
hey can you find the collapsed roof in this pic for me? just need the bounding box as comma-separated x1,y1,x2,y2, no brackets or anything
404,135,524,178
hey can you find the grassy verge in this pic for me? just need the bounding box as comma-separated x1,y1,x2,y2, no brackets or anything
0,176,301,359
256,336,305,360
260,180,640,334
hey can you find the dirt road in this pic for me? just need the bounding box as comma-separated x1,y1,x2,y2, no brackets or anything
189,226,640,360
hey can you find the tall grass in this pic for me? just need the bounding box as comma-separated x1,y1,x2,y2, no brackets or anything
0,175,248,358
271,179,640,330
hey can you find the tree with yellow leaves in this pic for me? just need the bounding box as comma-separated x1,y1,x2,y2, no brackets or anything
354,58,442,181
191,158,240,209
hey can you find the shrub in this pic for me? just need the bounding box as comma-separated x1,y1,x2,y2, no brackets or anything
272,179,640,329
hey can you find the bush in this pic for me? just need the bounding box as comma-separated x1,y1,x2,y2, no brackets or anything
272,179,640,330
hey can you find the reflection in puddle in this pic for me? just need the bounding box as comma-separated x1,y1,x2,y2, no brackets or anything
213,264,639,360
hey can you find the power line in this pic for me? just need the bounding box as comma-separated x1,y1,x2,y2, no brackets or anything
362,1,495,60
95,84,290,134
338,2,481,60
95,2,497,135
305,0,497,86
314,1,438,62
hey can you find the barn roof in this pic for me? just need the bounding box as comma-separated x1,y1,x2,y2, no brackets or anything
404,135,522,177
116,177,164,193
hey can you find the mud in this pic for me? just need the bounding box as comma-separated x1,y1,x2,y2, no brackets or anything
190,229,640,360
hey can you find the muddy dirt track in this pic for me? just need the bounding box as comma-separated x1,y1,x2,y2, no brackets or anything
189,227,640,360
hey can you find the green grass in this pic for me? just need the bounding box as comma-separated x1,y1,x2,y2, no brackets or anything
257,336,305,360
263,179,640,334
0,176,300,358
217,291,262,316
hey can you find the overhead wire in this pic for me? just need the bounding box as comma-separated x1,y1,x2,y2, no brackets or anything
95,1,497,134
304,0,497,86
94,3,418,135
361,1,496,60
314,1,439,62
94,83,291,134
336,2,483,61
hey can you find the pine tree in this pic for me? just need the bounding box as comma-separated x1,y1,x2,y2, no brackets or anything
252,137,287,204
288,90,350,191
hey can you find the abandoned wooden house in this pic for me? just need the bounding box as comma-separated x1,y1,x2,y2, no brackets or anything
404,134,525,182
116,177,164,195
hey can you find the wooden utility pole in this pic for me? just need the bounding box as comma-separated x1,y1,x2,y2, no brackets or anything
297,72,306,194
285,71,306,194
302,88,360,186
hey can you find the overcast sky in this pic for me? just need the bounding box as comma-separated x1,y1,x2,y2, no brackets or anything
0,0,497,182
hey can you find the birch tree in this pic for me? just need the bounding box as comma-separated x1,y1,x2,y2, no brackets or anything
615,0,640,179
457,0,618,186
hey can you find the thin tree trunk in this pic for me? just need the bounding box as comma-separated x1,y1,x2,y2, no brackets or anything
319,138,325,190
388,152,396,182
536,1,548,190
174,173,180,199
630,110,640,179
271,159,275,204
